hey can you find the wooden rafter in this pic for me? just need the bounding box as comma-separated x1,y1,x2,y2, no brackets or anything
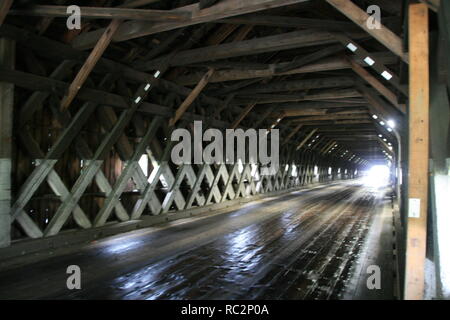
283,124,303,144
9,6,192,21
0,0,12,27
233,88,362,105
73,0,311,49
0,0,395,245
275,44,343,73
356,82,398,120
137,29,366,70
234,76,355,95
333,33,408,96
326,0,409,63
119,0,162,8
419,0,440,11
60,19,122,111
230,102,257,129
169,68,214,127
291,114,370,122
0,68,228,129
347,56,406,114
296,128,318,150
175,53,397,85
220,14,358,31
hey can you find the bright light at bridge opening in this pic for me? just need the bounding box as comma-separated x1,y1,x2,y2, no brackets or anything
363,164,390,188
387,119,396,128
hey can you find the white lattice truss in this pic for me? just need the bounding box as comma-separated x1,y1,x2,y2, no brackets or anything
9,61,355,240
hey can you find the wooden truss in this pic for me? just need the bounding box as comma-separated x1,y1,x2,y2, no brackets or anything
0,0,402,244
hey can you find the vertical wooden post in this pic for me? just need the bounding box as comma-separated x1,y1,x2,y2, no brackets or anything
0,38,14,248
405,3,429,300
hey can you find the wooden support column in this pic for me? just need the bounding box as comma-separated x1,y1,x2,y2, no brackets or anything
0,38,14,247
405,3,429,300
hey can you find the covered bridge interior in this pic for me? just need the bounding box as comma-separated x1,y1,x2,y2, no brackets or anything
0,0,449,300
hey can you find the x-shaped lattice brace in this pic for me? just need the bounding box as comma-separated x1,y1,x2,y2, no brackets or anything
11,61,165,236
11,64,122,237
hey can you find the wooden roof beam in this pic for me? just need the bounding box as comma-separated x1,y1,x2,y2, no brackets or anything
230,102,257,129
0,0,12,27
233,76,355,95
137,29,366,70
326,0,408,63
175,53,397,85
418,0,440,11
356,83,400,121
278,101,368,111
289,114,370,122
218,14,358,31
333,33,408,96
0,23,230,114
283,108,367,117
118,0,162,8
296,128,318,150
60,19,122,111
9,6,192,21
322,141,338,155
233,88,362,105
0,68,234,128
291,119,372,125
320,140,336,154
169,68,214,127
275,44,344,73
73,0,311,49
283,123,303,144
267,112,286,131
348,56,406,114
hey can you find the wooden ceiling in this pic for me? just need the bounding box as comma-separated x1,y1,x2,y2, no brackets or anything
1,0,411,164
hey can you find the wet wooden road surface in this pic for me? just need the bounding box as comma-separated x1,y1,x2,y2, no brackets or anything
0,181,388,299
